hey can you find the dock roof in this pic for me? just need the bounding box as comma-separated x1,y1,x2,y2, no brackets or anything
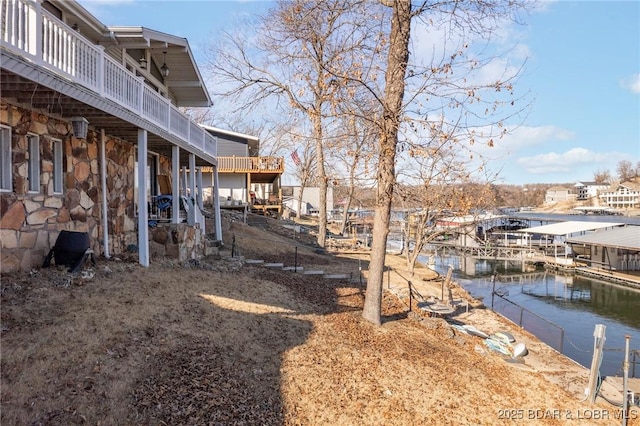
566,225,640,251
516,221,625,236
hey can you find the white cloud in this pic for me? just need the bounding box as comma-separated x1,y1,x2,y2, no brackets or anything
620,74,640,94
467,124,574,160
515,147,622,174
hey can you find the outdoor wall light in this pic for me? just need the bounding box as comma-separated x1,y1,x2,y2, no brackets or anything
160,51,169,77
139,56,147,69
70,117,89,139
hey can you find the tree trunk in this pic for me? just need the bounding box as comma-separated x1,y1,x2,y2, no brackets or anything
296,186,305,219
313,111,328,248
362,0,412,325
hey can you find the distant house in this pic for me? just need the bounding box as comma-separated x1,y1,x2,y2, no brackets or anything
1,0,220,272
544,186,577,204
201,126,284,217
282,186,334,216
599,179,640,209
574,181,610,200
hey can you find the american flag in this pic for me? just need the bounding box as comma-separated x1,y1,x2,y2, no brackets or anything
291,149,301,167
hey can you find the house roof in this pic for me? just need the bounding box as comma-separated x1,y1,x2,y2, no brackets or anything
201,125,260,154
567,225,640,251
108,27,212,107
50,1,211,107
516,221,625,236
575,181,607,187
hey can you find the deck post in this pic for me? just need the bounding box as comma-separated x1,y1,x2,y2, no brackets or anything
172,146,180,223
137,129,149,267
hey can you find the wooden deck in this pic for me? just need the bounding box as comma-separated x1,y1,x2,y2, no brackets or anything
214,156,284,174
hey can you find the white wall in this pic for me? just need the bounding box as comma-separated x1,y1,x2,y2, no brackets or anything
219,174,246,203
283,186,334,214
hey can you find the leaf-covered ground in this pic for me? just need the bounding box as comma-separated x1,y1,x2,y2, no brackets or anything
1,216,636,425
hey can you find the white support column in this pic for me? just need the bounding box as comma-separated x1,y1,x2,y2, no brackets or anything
100,129,110,258
181,167,187,196
172,145,180,224
137,129,149,267
213,165,222,242
196,167,204,211
188,154,196,225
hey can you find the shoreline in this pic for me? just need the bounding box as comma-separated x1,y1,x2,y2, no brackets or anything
368,252,638,407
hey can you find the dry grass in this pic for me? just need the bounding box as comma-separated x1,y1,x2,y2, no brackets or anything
1,214,637,425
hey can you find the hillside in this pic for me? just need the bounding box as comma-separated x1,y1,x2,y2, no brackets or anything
1,213,637,425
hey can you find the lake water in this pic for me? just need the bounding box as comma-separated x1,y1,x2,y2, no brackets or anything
427,254,640,377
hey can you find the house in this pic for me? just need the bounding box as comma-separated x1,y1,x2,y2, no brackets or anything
201,125,284,217
544,186,576,204
574,181,610,200
1,0,222,273
599,179,640,209
282,186,334,217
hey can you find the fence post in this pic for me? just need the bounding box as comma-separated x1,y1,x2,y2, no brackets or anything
231,234,236,258
294,246,298,273
519,307,524,328
623,335,631,425
408,281,413,312
491,274,496,309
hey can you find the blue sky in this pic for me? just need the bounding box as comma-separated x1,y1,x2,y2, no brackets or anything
79,0,639,186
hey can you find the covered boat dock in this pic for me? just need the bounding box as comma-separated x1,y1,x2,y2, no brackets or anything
565,225,640,287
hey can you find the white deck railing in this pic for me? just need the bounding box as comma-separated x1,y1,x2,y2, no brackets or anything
0,0,216,159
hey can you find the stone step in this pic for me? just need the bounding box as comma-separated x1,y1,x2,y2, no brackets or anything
222,255,245,262
264,262,284,268
282,266,304,272
303,270,325,275
245,259,265,265
323,273,351,280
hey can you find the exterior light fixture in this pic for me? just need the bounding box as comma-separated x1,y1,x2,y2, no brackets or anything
160,51,169,77
139,56,147,69
70,117,89,139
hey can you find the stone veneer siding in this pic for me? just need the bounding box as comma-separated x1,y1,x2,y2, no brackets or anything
0,103,203,273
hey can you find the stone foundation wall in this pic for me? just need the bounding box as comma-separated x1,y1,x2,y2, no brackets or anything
0,102,202,273
149,223,205,262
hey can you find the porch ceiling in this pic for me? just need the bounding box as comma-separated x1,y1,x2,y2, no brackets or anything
249,172,281,184
1,69,211,167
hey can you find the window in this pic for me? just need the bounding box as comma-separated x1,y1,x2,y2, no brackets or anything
27,134,40,192
0,126,11,191
53,139,63,193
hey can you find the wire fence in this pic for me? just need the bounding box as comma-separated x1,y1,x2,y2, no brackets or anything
491,292,565,353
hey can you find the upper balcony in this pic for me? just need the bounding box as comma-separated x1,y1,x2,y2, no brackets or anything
204,156,283,184
0,0,216,165
217,156,284,173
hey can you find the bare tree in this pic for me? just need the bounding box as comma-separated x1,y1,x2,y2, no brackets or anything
326,112,378,235
340,0,531,325
593,168,612,184
208,0,372,248
396,144,495,275
617,160,640,182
